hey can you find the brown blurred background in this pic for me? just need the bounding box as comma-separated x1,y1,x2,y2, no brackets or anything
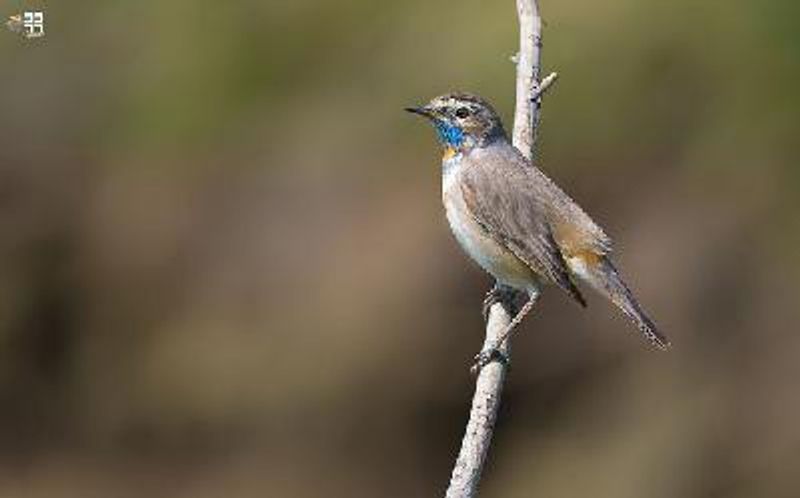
1,0,799,496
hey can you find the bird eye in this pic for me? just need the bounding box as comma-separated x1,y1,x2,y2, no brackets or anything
455,107,470,118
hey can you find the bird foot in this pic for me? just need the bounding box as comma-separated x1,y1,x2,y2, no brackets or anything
482,285,517,321
470,348,509,375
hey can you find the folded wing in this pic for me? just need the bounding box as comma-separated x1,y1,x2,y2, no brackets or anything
459,152,587,307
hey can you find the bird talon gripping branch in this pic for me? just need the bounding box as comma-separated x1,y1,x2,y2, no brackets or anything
470,348,508,375
481,284,518,322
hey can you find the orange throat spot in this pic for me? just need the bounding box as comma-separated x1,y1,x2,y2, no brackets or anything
442,147,457,161
573,250,601,266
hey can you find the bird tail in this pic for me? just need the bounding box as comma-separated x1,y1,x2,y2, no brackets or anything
578,255,670,350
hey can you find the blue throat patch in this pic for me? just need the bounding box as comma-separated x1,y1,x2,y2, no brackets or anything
434,121,465,147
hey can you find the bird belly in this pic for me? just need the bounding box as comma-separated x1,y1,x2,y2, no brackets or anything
443,182,539,291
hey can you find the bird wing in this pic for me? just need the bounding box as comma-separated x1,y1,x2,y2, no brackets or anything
459,150,587,307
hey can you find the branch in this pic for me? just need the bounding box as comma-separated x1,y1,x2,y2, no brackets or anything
513,0,545,159
444,302,515,498
445,1,551,497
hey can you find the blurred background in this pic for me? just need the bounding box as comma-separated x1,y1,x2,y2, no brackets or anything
1,0,799,496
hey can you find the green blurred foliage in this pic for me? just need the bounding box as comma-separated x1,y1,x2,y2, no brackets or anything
0,0,799,496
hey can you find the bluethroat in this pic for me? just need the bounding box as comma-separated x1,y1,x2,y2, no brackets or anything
406,93,669,369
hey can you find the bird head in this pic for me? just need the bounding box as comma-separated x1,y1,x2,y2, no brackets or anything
406,93,506,155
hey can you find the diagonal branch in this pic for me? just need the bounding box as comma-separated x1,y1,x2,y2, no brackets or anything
444,301,516,498
444,1,554,497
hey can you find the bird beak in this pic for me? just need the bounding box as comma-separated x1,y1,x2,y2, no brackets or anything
405,105,433,118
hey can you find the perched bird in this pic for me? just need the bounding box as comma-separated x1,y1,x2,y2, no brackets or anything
406,92,669,368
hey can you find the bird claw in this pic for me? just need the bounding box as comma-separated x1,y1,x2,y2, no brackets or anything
470,348,509,375
482,291,497,322
482,285,516,321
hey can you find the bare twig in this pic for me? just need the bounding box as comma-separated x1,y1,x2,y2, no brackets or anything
513,0,545,160
444,1,552,497
444,302,514,498
532,71,558,103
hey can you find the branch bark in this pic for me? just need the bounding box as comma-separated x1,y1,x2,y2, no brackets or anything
444,1,551,497
512,0,544,160
445,300,514,498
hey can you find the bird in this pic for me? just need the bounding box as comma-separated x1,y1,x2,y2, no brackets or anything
405,92,669,370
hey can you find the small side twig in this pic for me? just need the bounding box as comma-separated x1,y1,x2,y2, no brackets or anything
444,0,553,497
531,71,558,102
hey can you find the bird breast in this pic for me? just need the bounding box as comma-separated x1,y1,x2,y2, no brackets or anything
441,162,539,291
